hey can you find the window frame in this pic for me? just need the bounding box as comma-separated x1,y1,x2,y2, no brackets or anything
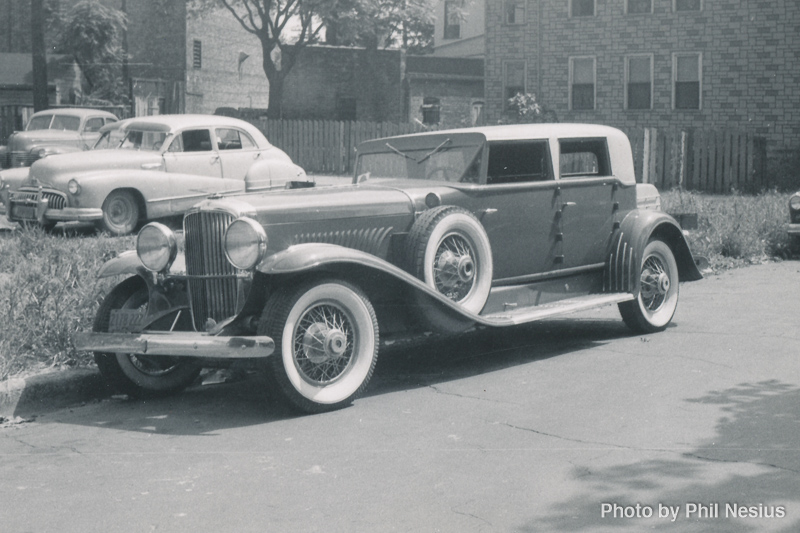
624,54,654,110
569,56,596,111
626,0,653,14
421,97,441,126
569,0,596,18
673,0,702,12
192,40,202,70
503,60,527,111
486,140,553,185
672,52,703,110
504,0,525,25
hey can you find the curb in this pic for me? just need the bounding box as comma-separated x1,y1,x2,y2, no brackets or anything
0,368,111,419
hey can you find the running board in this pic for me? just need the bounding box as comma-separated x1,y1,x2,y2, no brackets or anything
479,293,635,327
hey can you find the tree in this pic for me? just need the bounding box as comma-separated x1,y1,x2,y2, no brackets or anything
59,0,128,104
504,93,559,124
190,0,351,118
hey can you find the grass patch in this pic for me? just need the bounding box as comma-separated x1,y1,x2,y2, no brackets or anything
0,191,795,381
0,227,134,381
662,189,794,270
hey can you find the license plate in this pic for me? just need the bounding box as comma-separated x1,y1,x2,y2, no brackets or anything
10,204,36,220
109,309,145,333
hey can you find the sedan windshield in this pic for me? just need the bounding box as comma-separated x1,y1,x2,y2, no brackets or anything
26,114,81,131
120,129,169,151
355,141,483,183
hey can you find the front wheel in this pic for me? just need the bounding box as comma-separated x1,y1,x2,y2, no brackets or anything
618,240,680,333
260,279,379,414
92,276,201,397
98,190,140,235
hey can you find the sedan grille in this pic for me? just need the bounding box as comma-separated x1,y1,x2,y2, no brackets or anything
12,188,67,210
184,210,243,331
10,151,38,167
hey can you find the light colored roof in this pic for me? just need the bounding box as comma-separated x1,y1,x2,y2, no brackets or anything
31,107,118,119
408,123,628,142
125,114,270,146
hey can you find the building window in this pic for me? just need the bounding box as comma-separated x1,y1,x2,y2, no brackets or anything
674,0,701,11
627,0,652,14
673,53,701,109
444,0,461,40
192,40,202,69
570,57,595,110
337,97,357,121
505,0,525,25
570,0,595,17
421,97,441,125
504,61,526,110
626,55,652,110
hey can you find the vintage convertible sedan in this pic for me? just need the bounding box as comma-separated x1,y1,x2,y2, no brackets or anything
1,114,307,234
76,124,702,413
0,107,119,169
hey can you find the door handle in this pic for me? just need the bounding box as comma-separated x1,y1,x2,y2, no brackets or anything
210,154,220,164
562,201,577,208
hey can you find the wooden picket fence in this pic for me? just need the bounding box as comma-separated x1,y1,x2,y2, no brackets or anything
251,118,434,176
626,127,768,193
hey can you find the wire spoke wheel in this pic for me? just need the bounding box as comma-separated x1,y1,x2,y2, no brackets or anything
618,240,679,333
293,302,355,385
433,233,477,302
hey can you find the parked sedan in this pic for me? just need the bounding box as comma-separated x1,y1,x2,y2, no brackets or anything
1,114,308,234
77,123,703,414
0,108,119,169
789,191,800,248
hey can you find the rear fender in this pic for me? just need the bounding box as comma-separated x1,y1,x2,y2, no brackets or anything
606,210,703,295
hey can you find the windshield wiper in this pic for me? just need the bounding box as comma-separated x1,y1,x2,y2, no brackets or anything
417,138,452,164
385,142,417,162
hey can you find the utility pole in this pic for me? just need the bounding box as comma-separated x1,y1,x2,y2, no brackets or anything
31,0,49,111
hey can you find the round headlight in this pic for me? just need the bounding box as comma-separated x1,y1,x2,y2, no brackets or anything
224,217,267,270
790,194,800,211
68,179,81,195
137,223,177,272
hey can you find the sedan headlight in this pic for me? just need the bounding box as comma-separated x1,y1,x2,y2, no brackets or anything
790,194,800,211
68,179,81,195
224,217,268,270
137,223,178,272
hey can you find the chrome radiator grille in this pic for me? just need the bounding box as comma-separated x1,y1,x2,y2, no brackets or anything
12,188,67,210
184,210,241,331
10,151,37,167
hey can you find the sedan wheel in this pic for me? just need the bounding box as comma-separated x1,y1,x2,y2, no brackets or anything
618,240,679,333
99,190,140,236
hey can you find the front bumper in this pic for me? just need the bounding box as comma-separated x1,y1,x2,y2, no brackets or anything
74,331,275,359
788,223,800,236
3,187,103,223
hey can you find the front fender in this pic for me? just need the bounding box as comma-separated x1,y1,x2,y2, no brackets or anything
257,243,484,323
606,209,703,294
97,250,187,278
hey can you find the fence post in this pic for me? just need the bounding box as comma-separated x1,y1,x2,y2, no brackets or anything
679,130,688,190
642,128,651,184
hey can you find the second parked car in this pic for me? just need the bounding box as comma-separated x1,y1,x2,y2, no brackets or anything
1,114,308,234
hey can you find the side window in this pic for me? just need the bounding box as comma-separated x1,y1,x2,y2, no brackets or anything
216,128,248,150
84,118,105,132
487,141,551,185
167,134,184,153
104,117,118,125
559,138,611,177
181,129,213,152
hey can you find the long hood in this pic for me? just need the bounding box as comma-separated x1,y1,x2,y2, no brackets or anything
233,183,417,224
8,130,82,150
27,150,162,186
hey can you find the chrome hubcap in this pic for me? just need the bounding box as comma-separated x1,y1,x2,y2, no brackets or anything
640,256,670,311
294,304,353,384
434,234,476,301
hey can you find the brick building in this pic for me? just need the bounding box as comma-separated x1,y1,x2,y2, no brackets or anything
485,0,800,152
0,0,270,117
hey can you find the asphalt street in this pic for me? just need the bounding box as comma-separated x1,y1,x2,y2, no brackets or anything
1,260,799,532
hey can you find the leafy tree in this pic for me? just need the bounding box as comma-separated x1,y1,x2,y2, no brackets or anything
505,93,559,124
58,0,128,104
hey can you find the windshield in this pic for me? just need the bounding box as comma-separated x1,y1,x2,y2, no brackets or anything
92,128,127,150
355,141,483,183
26,114,81,131
120,129,169,151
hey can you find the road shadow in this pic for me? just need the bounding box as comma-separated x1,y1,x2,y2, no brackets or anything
25,317,639,435
525,379,800,532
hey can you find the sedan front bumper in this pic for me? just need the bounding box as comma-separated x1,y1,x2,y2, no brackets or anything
788,223,800,236
75,331,275,359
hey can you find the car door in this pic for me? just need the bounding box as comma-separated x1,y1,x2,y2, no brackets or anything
557,138,618,270
474,139,562,281
162,128,224,213
214,127,260,193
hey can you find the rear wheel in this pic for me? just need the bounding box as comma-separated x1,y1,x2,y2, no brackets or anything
618,240,679,333
99,190,140,235
92,276,201,397
260,279,379,414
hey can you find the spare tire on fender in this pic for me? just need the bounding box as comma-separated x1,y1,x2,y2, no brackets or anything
404,205,493,332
